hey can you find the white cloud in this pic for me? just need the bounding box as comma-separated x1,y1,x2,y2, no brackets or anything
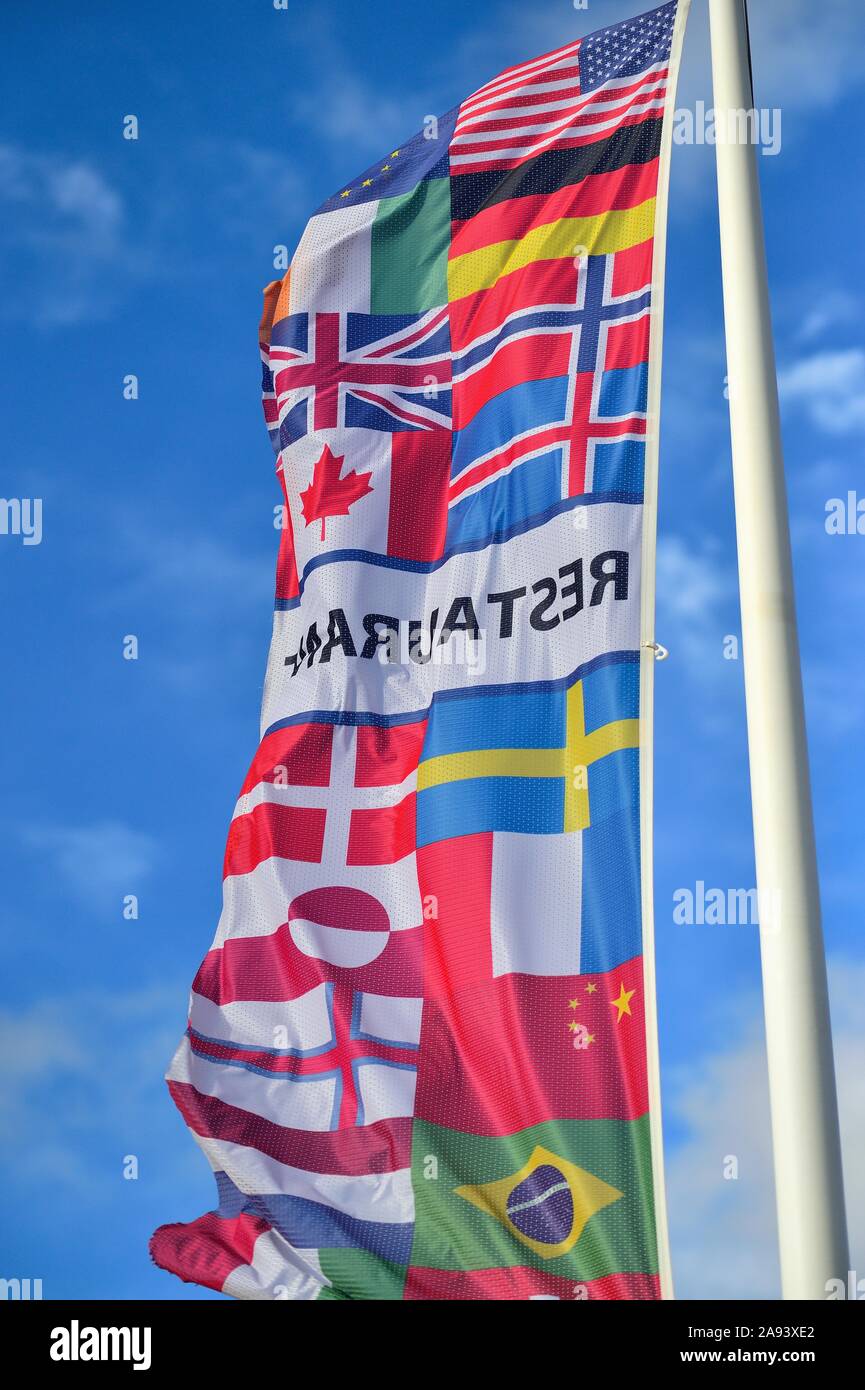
655,532,737,680
21,820,159,911
0,137,308,322
0,143,125,323
794,290,859,345
116,529,273,615
745,0,865,111
177,139,308,254
98,521,275,695
666,1027,778,1298
801,656,865,742
674,0,865,118
666,956,865,1299
779,349,865,435
657,533,729,624
664,0,865,213
0,1001,89,1083
282,5,434,161
0,986,192,1198
292,75,423,160
0,144,122,246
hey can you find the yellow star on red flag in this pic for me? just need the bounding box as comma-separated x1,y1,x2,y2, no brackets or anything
611,984,635,1022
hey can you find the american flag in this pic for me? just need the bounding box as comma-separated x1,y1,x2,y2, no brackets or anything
450,4,676,171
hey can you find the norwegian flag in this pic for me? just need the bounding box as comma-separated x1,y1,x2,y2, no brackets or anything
449,250,651,511
270,308,452,446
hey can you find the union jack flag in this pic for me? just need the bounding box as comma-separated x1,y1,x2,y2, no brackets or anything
270,308,452,446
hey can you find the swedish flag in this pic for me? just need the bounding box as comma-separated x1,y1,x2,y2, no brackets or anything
416,652,639,847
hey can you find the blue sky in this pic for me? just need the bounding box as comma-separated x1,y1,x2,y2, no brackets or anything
1,0,863,1300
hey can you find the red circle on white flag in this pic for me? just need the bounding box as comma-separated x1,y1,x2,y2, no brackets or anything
287,886,390,967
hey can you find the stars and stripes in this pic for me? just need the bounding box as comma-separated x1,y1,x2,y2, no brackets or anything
579,2,676,93
450,2,676,173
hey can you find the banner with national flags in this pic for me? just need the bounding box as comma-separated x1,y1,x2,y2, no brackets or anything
152,0,689,1301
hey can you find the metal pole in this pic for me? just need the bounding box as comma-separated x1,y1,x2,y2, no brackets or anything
708,0,848,1298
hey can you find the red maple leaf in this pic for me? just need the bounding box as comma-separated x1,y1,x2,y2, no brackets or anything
299,444,374,541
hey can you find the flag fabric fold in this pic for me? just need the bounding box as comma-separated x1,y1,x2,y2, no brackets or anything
152,0,688,1300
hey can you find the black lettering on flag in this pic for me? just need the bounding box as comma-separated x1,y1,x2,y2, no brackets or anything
303,621,322,668
487,587,527,639
559,559,584,619
320,608,357,663
439,597,480,645
589,550,629,605
529,577,560,631
361,613,400,660
409,609,439,665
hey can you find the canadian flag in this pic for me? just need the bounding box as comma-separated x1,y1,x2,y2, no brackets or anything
275,433,452,606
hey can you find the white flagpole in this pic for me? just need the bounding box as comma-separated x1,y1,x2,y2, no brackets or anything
708,0,848,1299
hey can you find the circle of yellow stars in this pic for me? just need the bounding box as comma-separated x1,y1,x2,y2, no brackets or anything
566,979,636,1051
339,150,401,200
